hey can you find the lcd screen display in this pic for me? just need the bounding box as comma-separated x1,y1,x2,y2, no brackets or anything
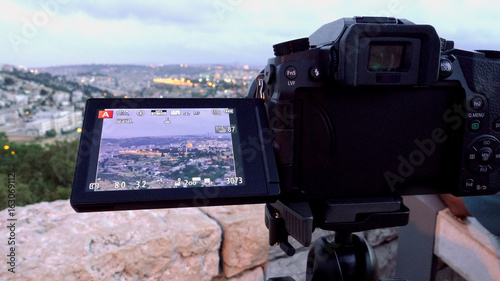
90,107,243,192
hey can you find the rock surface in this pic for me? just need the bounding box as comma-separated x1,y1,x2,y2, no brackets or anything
201,205,269,278
214,266,265,281
363,227,399,247
0,200,268,281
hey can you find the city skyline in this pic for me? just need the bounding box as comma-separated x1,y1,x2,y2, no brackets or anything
1,0,499,67
95,135,238,190
0,64,254,141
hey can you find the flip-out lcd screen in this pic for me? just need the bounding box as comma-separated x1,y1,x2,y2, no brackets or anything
71,98,279,212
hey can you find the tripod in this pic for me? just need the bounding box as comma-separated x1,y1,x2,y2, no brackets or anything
305,231,378,280
265,197,410,281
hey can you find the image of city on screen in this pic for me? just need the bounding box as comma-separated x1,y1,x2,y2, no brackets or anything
91,108,241,191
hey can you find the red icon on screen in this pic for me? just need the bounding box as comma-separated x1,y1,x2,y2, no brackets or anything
98,110,113,119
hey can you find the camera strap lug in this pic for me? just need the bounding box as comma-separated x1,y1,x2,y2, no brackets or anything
255,73,266,99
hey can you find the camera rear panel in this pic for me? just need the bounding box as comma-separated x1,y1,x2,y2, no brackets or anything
293,86,465,199
265,56,500,201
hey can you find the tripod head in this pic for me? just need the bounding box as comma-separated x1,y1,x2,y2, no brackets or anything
266,196,409,250
265,197,409,281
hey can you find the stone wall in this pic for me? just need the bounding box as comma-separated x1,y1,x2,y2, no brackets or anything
1,200,403,280
0,201,269,281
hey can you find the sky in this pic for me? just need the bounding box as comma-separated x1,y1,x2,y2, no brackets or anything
0,0,499,68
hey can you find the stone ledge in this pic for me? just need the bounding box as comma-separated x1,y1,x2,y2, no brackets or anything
434,208,500,281
0,200,268,281
200,205,269,278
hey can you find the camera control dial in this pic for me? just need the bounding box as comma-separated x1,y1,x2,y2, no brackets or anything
467,135,500,174
273,38,310,56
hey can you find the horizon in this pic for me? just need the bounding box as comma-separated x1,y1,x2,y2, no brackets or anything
2,62,264,71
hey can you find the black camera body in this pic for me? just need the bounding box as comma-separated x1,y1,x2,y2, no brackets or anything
258,16,500,203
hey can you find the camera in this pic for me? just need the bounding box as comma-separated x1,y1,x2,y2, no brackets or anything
71,16,500,280
256,16,500,202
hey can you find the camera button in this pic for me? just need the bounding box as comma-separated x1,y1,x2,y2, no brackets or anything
463,179,474,192
494,147,500,164
439,59,453,78
479,147,493,163
309,67,322,80
493,119,500,131
477,137,499,147
470,97,484,111
467,150,478,162
476,184,488,191
469,119,481,131
284,66,298,80
475,165,492,174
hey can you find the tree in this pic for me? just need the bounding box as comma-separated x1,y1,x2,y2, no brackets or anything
45,129,57,138
0,132,8,144
4,77,15,86
0,138,79,206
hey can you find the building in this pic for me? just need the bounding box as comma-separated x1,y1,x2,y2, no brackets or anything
0,108,19,126
26,111,82,136
72,90,83,102
53,91,71,105
1,64,14,72
14,94,28,105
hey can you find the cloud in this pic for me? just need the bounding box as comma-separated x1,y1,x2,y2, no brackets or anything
3,0,215,25
0,0,499,66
